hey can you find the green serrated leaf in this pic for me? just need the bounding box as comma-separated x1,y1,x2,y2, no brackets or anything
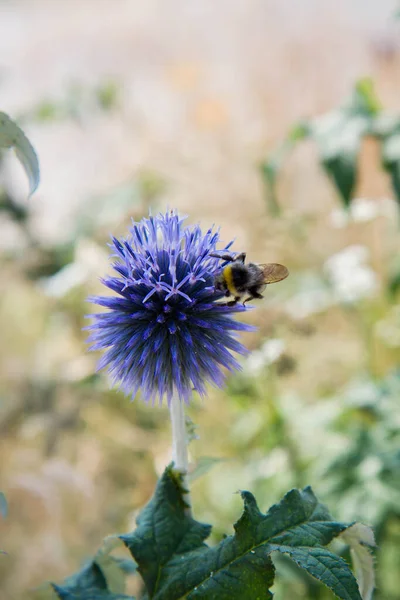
122,467,361,600
270,546,361,600
156,547,275,600
51,546,133,600
0,492,8,518
63,562,108,592
120,465,211,597
0,111,40,196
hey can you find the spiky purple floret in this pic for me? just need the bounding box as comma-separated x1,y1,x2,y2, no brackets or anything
87,210,253,404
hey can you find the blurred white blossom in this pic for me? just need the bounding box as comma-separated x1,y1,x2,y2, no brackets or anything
324,245,378,303
245,338,286,375
285,288,332,319
255,448,290,478
330,197,396,228
283,272,333,319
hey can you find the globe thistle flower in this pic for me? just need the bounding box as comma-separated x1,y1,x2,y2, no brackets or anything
87,210,253,405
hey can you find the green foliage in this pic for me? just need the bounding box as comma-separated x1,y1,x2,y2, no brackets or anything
322,373,400,535
51,562,135,600
221,369,397,598
51,466,371,600
261,78,400,212
0,111,40,196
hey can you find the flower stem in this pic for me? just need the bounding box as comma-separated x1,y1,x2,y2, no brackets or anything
169,392,192,516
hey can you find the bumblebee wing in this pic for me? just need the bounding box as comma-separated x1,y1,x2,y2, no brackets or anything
259,263,289,284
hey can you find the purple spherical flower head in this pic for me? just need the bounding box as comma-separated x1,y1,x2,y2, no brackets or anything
87,210,253,405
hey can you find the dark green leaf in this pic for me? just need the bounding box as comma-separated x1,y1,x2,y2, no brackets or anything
51,540,134,600
62,563,108,592
312,79,379,207
322,152,358,208
270,546,361,600
122,467,362,600
159,549,275,600
261,79,386,210
120,465,211,596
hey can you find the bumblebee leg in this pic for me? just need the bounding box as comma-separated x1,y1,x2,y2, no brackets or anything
227,296,241,307
243,291,264,305
248,286,264,300
209,252,246,263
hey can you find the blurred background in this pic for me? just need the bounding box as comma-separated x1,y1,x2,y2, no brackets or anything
1,1,400,598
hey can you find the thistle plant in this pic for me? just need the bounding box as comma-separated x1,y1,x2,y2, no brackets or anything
87,210,252,508
46,209,376,599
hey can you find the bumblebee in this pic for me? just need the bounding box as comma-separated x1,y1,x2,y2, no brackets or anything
210,251,289,306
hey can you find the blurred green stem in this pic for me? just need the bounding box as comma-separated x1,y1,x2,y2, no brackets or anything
170,391,192,516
